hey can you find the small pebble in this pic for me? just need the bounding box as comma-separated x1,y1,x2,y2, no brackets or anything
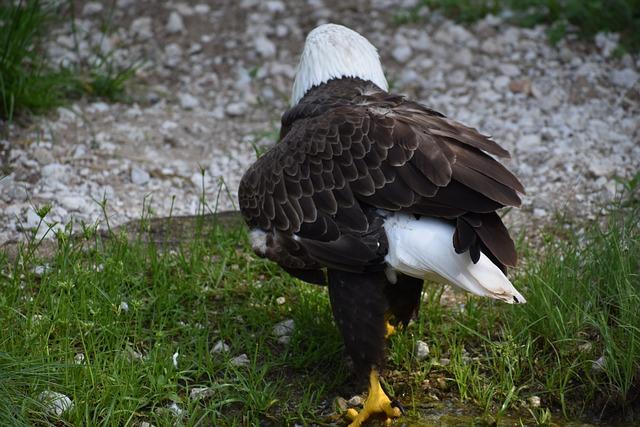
211,340,230,353
334,396,348,412
230,353,250,367
348,395,363,407
166,12,185,34
592,355,606,372
273,319,295,337
167,402,184,417
528,395,541,408
190,386,215,400
392,45,412,63
415,340,430,360
172,351,179,369
178,93,200,110
39,391,74,416
131,167,150,185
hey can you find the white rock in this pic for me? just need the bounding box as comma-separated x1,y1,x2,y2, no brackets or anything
41,163,70,181
493,75,510,90
164,43,183,67
265,0,285,12
34,264,51,277
161,120,178,131
211,340,230,353
33,147,54,164
392,45,412,63
230,353,250,366
273,319,295,337
226,102,248,117
592,355,606,372
415,340,430,360
254,35,276,57
610,68,639,89
39,391,74,416
447,70,466,86
167,402,184,417
72,144,87,158
82,2,103,15
499,64,520,77
481,38,502,54
433,28,453,45
126,348,144,361
533,208,547,218
166,11,185,34
131,167,150,185
527,396,541,408
595,32,619,57
277,335,291,345
60,195,85,211
130,17,153,40
194,4,211,14
276,24,288,38
448,24,473,43
452,48,473,67
172,351,179,368
348,395,363,407
178,93,200,109
190,172,204,189
26,209,42,229
589,161,614,178
519,134,541,149
190,386,215,400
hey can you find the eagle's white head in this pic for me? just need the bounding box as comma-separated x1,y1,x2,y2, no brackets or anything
291,23,389,106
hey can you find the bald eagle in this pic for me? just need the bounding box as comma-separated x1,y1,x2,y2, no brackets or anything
239,23,525,426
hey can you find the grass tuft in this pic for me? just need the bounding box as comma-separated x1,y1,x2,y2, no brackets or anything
415,0,640,51
0,1,72,120
0,0,136,122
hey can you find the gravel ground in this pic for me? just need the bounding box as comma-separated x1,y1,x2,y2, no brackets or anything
1,0,639,245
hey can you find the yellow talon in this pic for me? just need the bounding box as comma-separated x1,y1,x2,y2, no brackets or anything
384,321,396,338
346,370,401,427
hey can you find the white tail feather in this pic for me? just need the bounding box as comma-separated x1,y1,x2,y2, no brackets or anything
383,213,525,304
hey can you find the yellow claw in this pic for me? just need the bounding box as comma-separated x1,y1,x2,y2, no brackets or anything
384,321,396,338
346,370,401,427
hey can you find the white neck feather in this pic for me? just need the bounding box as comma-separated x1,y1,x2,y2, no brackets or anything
291,23,388,106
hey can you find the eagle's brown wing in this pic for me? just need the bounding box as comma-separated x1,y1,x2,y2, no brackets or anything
238,101,524,274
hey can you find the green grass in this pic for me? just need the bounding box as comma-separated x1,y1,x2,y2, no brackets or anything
1,180,639,425
396,0,640,52
0,0,136,122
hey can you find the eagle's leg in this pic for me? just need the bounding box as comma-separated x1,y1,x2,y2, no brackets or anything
385,274,424,328
327,270,401,426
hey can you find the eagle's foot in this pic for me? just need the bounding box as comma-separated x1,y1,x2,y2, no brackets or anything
345,370,401,427
384,321,396,339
